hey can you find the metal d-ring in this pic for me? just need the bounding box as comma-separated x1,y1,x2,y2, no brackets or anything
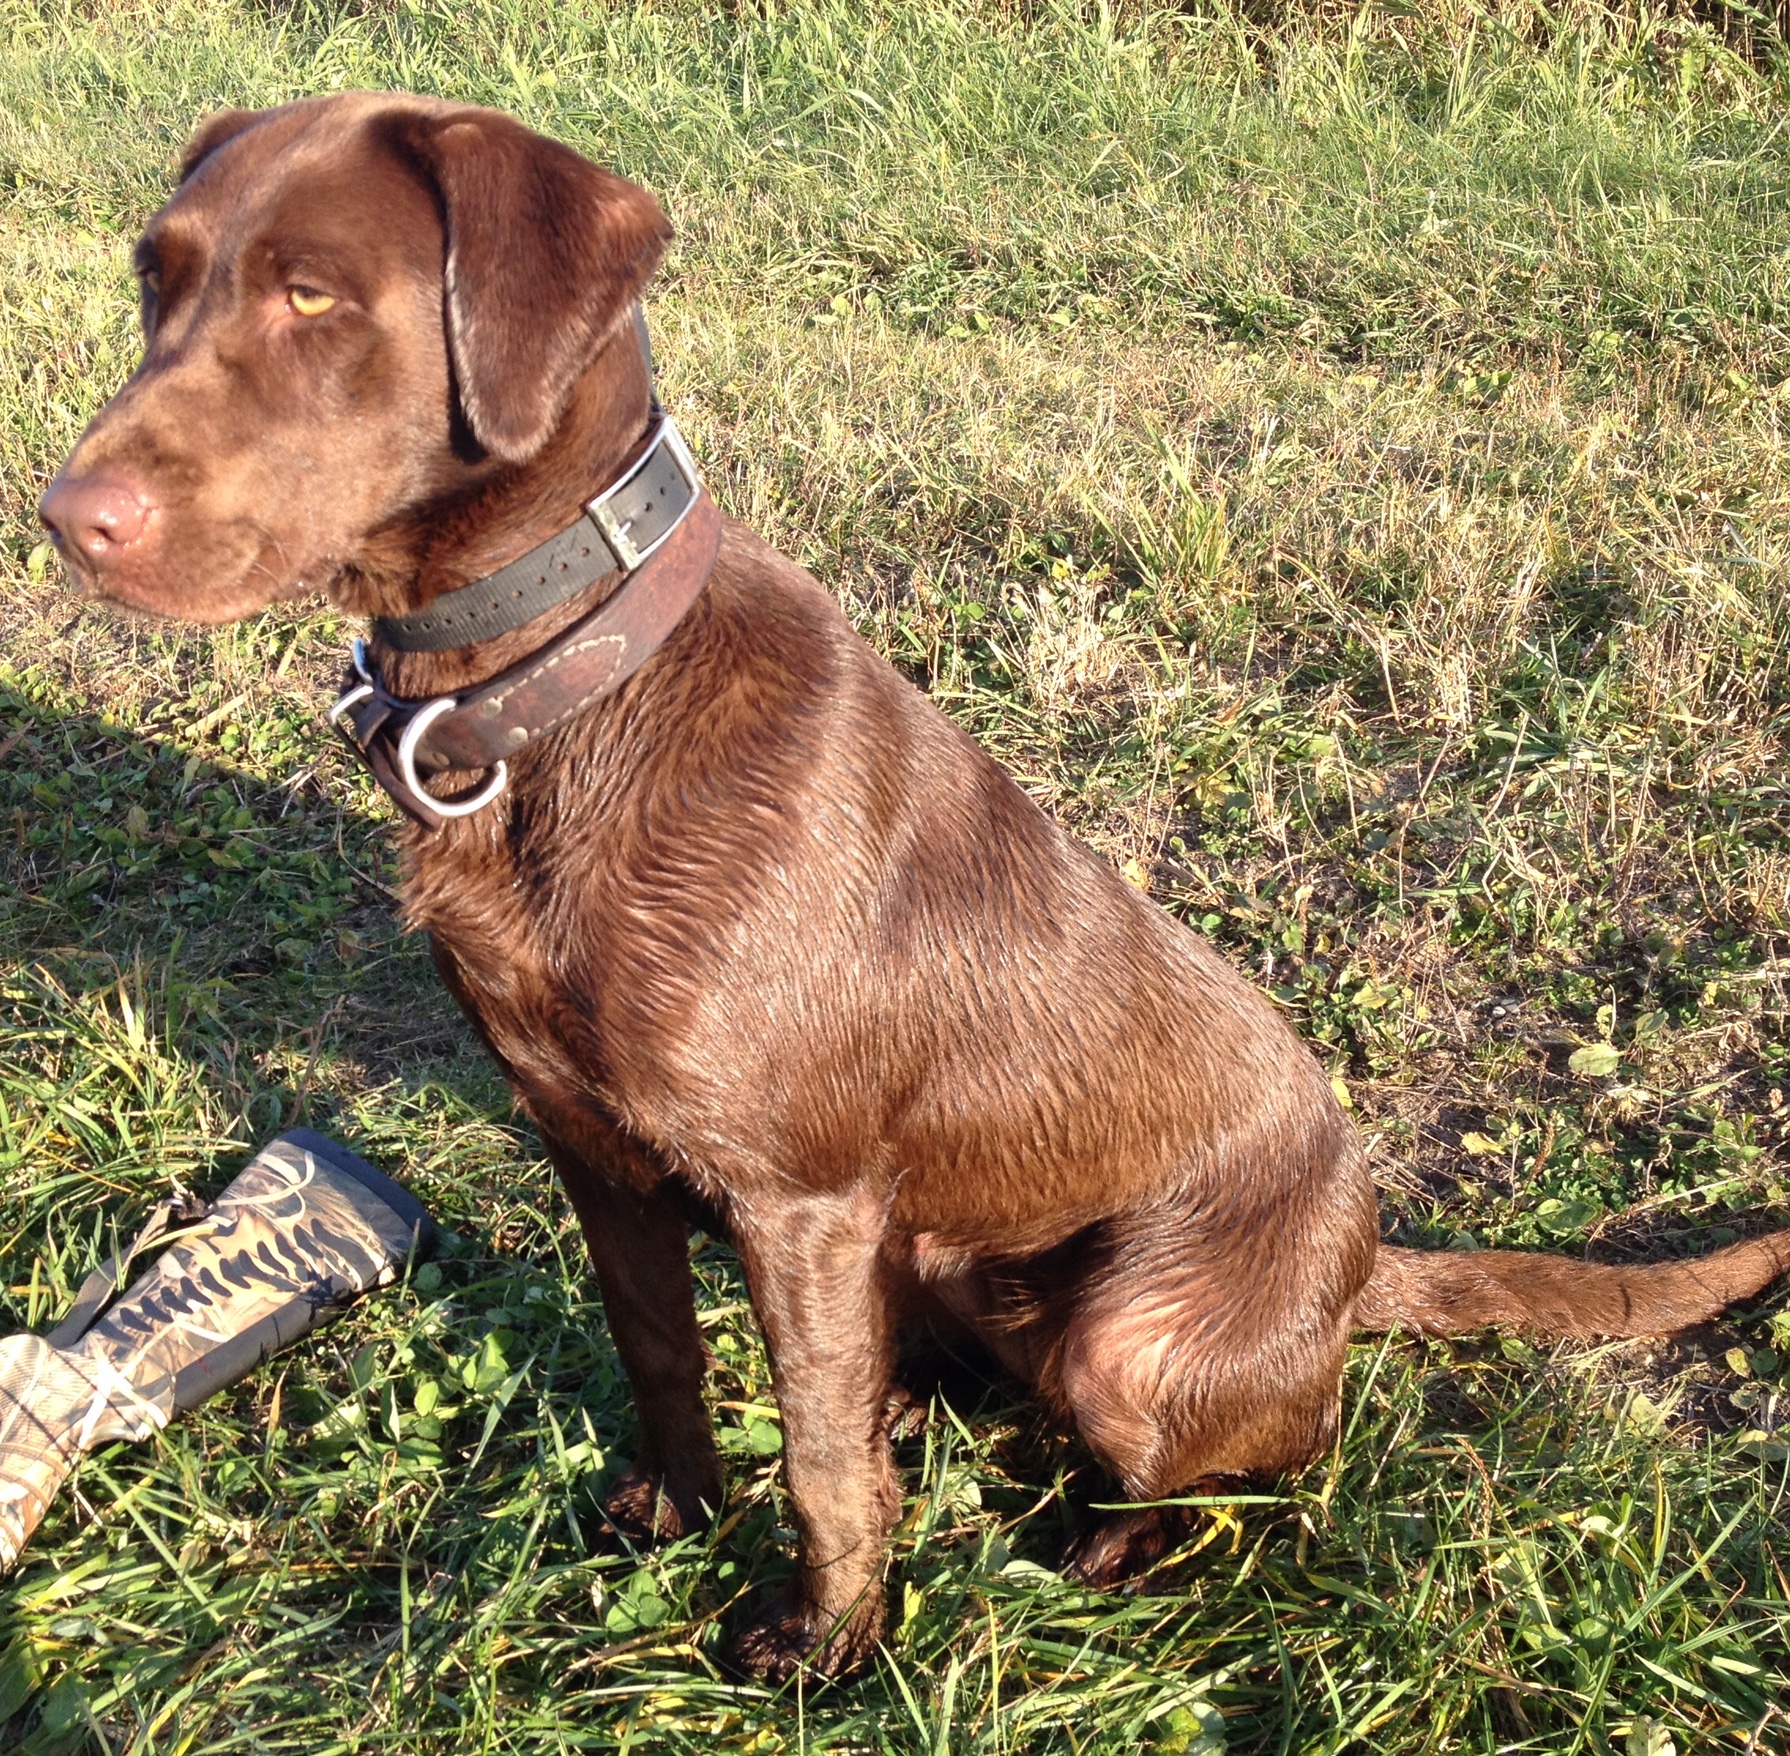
328,639,378,732
395,696,509,820
327,681,373,730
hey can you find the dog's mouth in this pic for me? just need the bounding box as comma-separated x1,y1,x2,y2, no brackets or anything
58,518,317,626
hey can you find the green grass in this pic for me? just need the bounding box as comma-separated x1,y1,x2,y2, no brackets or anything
4,0,1790,1748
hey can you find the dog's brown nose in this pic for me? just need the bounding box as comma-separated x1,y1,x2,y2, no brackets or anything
40,472,151,567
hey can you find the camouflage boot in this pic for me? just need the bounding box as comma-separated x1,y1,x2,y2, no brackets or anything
0,1128,434,1572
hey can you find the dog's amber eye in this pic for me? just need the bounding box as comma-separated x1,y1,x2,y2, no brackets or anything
140,270,161,297
287,286,337,317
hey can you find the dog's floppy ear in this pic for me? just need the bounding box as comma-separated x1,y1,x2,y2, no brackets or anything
179,109,263,182
392,108,672,463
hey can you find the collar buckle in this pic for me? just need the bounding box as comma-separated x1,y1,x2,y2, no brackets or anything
587,413,700,573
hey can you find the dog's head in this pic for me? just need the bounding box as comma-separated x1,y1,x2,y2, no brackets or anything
39,92,671,622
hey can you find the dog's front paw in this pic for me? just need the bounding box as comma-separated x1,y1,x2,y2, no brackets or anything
728,1591,883,1682
601,1463,717,1545
1062,1504,1194,1592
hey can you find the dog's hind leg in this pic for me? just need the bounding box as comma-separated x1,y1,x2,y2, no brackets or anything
1055,1173,1374,1589
545,1132,724,1543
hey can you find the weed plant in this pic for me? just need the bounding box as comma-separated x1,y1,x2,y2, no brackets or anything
1,0,1789,1750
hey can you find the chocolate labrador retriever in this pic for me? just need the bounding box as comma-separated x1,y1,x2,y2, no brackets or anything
41,93,1790,1678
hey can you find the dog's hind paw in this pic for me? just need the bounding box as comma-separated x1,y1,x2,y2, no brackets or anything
728,1592,883,1682
882,1382,930,1442
1061,1504,1195,1592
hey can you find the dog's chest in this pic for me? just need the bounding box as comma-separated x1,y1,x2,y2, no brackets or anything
399,821,723,1170
401,818,597,1049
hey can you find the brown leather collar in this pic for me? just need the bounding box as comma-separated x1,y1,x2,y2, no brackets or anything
330,484,721,829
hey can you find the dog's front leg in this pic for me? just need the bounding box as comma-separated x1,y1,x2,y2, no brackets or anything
729,1181,898,1681
545,1136,724,1542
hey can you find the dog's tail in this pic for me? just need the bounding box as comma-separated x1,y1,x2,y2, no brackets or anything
1353,1230,1790,1341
